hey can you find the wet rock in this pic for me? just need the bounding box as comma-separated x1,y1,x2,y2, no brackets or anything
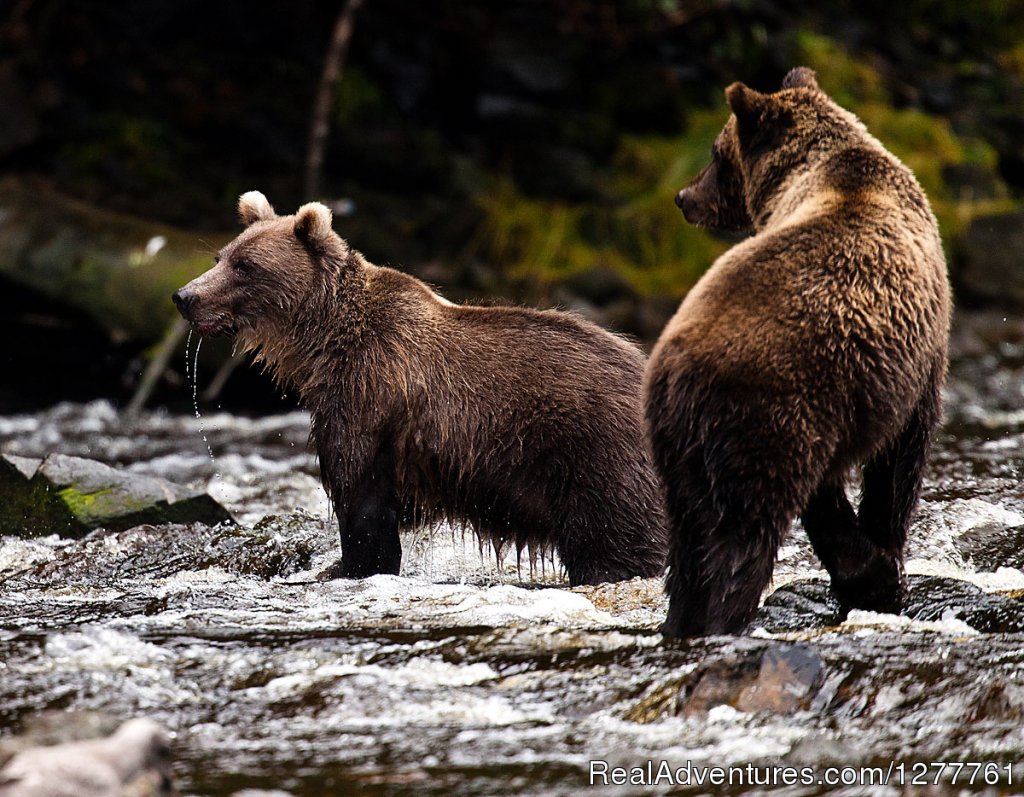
0,712,121,768
0,453,232,538
4,511,329,585
0,717,173,797
761,575,1024,634
757,578,843,633
956,210,1024,306
905,575,1024,633
627,642,825,721
692,643,824,715
956,522,1024,571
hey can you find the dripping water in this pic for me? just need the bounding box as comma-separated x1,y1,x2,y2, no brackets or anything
186,330,219,480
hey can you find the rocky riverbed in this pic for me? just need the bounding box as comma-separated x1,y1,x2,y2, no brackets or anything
1,310,1023,796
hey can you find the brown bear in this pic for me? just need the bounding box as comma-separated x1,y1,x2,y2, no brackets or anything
644,67,951,637
172,191,667,585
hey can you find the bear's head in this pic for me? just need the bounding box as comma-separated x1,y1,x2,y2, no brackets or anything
172,192,343,339
676,67,857,230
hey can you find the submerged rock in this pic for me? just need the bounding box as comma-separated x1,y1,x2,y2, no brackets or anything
627,642,825,722
0,453,231,538
758,578,843,633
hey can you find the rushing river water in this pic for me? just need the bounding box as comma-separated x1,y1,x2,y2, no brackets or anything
1,309,1024,796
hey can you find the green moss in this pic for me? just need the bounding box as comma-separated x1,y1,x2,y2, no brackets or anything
56,486,114,515
55,485,158,527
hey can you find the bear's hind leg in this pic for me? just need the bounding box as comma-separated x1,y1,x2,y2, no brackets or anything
801,478,901,613
661,447,797,637
652,442,713,638
850,380,941,612
698,489,795,635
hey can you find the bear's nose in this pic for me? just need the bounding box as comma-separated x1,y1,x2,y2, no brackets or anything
674,189,688,210
172,288,195,317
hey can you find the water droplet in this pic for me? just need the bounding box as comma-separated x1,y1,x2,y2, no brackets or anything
189,336,219,481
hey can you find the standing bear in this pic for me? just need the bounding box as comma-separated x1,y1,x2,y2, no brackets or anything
173,192,667,585
645,67,951,637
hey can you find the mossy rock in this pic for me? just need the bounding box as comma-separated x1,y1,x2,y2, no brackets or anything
0,177,227,343
0,453,232,539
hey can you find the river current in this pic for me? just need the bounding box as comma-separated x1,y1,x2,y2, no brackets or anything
1,309,1023,795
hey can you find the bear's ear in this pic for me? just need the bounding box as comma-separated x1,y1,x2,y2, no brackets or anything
781,66,819,91
294,202,334,245
725,81,796,156
725,82,769,128
238,191,277,226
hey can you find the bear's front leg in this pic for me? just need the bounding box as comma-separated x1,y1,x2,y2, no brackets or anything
319,446,402,579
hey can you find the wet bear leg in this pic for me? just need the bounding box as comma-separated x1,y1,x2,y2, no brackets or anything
660,454,715,638
645,404,713,637
697,489,795,636
800,478,900,613
660,446,797,637
850,384,940,612
326,448,402,578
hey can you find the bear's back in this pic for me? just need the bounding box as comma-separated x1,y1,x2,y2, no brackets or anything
659,143,949,458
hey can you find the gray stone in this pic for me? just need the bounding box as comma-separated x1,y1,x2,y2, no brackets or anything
0,453,232,538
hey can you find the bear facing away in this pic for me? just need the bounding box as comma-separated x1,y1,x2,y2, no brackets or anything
645,67,951,637
173,192,667,585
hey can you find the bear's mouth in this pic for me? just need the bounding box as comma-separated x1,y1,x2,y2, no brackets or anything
193,316,235,337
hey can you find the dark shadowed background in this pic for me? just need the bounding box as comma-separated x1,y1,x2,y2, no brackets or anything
1,0,1022,412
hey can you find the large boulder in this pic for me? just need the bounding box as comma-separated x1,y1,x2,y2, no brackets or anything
0,453,231,538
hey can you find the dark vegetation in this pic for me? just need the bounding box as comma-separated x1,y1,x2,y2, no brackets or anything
1,0,1022,409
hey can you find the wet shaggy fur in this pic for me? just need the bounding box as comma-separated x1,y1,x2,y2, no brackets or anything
646,67,951,637
173,193,668,585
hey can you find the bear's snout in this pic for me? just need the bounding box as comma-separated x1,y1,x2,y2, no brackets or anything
675,188,696,221
172,288,196,318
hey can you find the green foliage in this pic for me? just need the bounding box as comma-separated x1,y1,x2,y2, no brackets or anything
797,33,1010,239
795,32,889,106
471,111,730,298
469,32,1014,300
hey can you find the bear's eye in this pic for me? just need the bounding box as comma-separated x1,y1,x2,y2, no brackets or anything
232,259,254,273
213,255,221,264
